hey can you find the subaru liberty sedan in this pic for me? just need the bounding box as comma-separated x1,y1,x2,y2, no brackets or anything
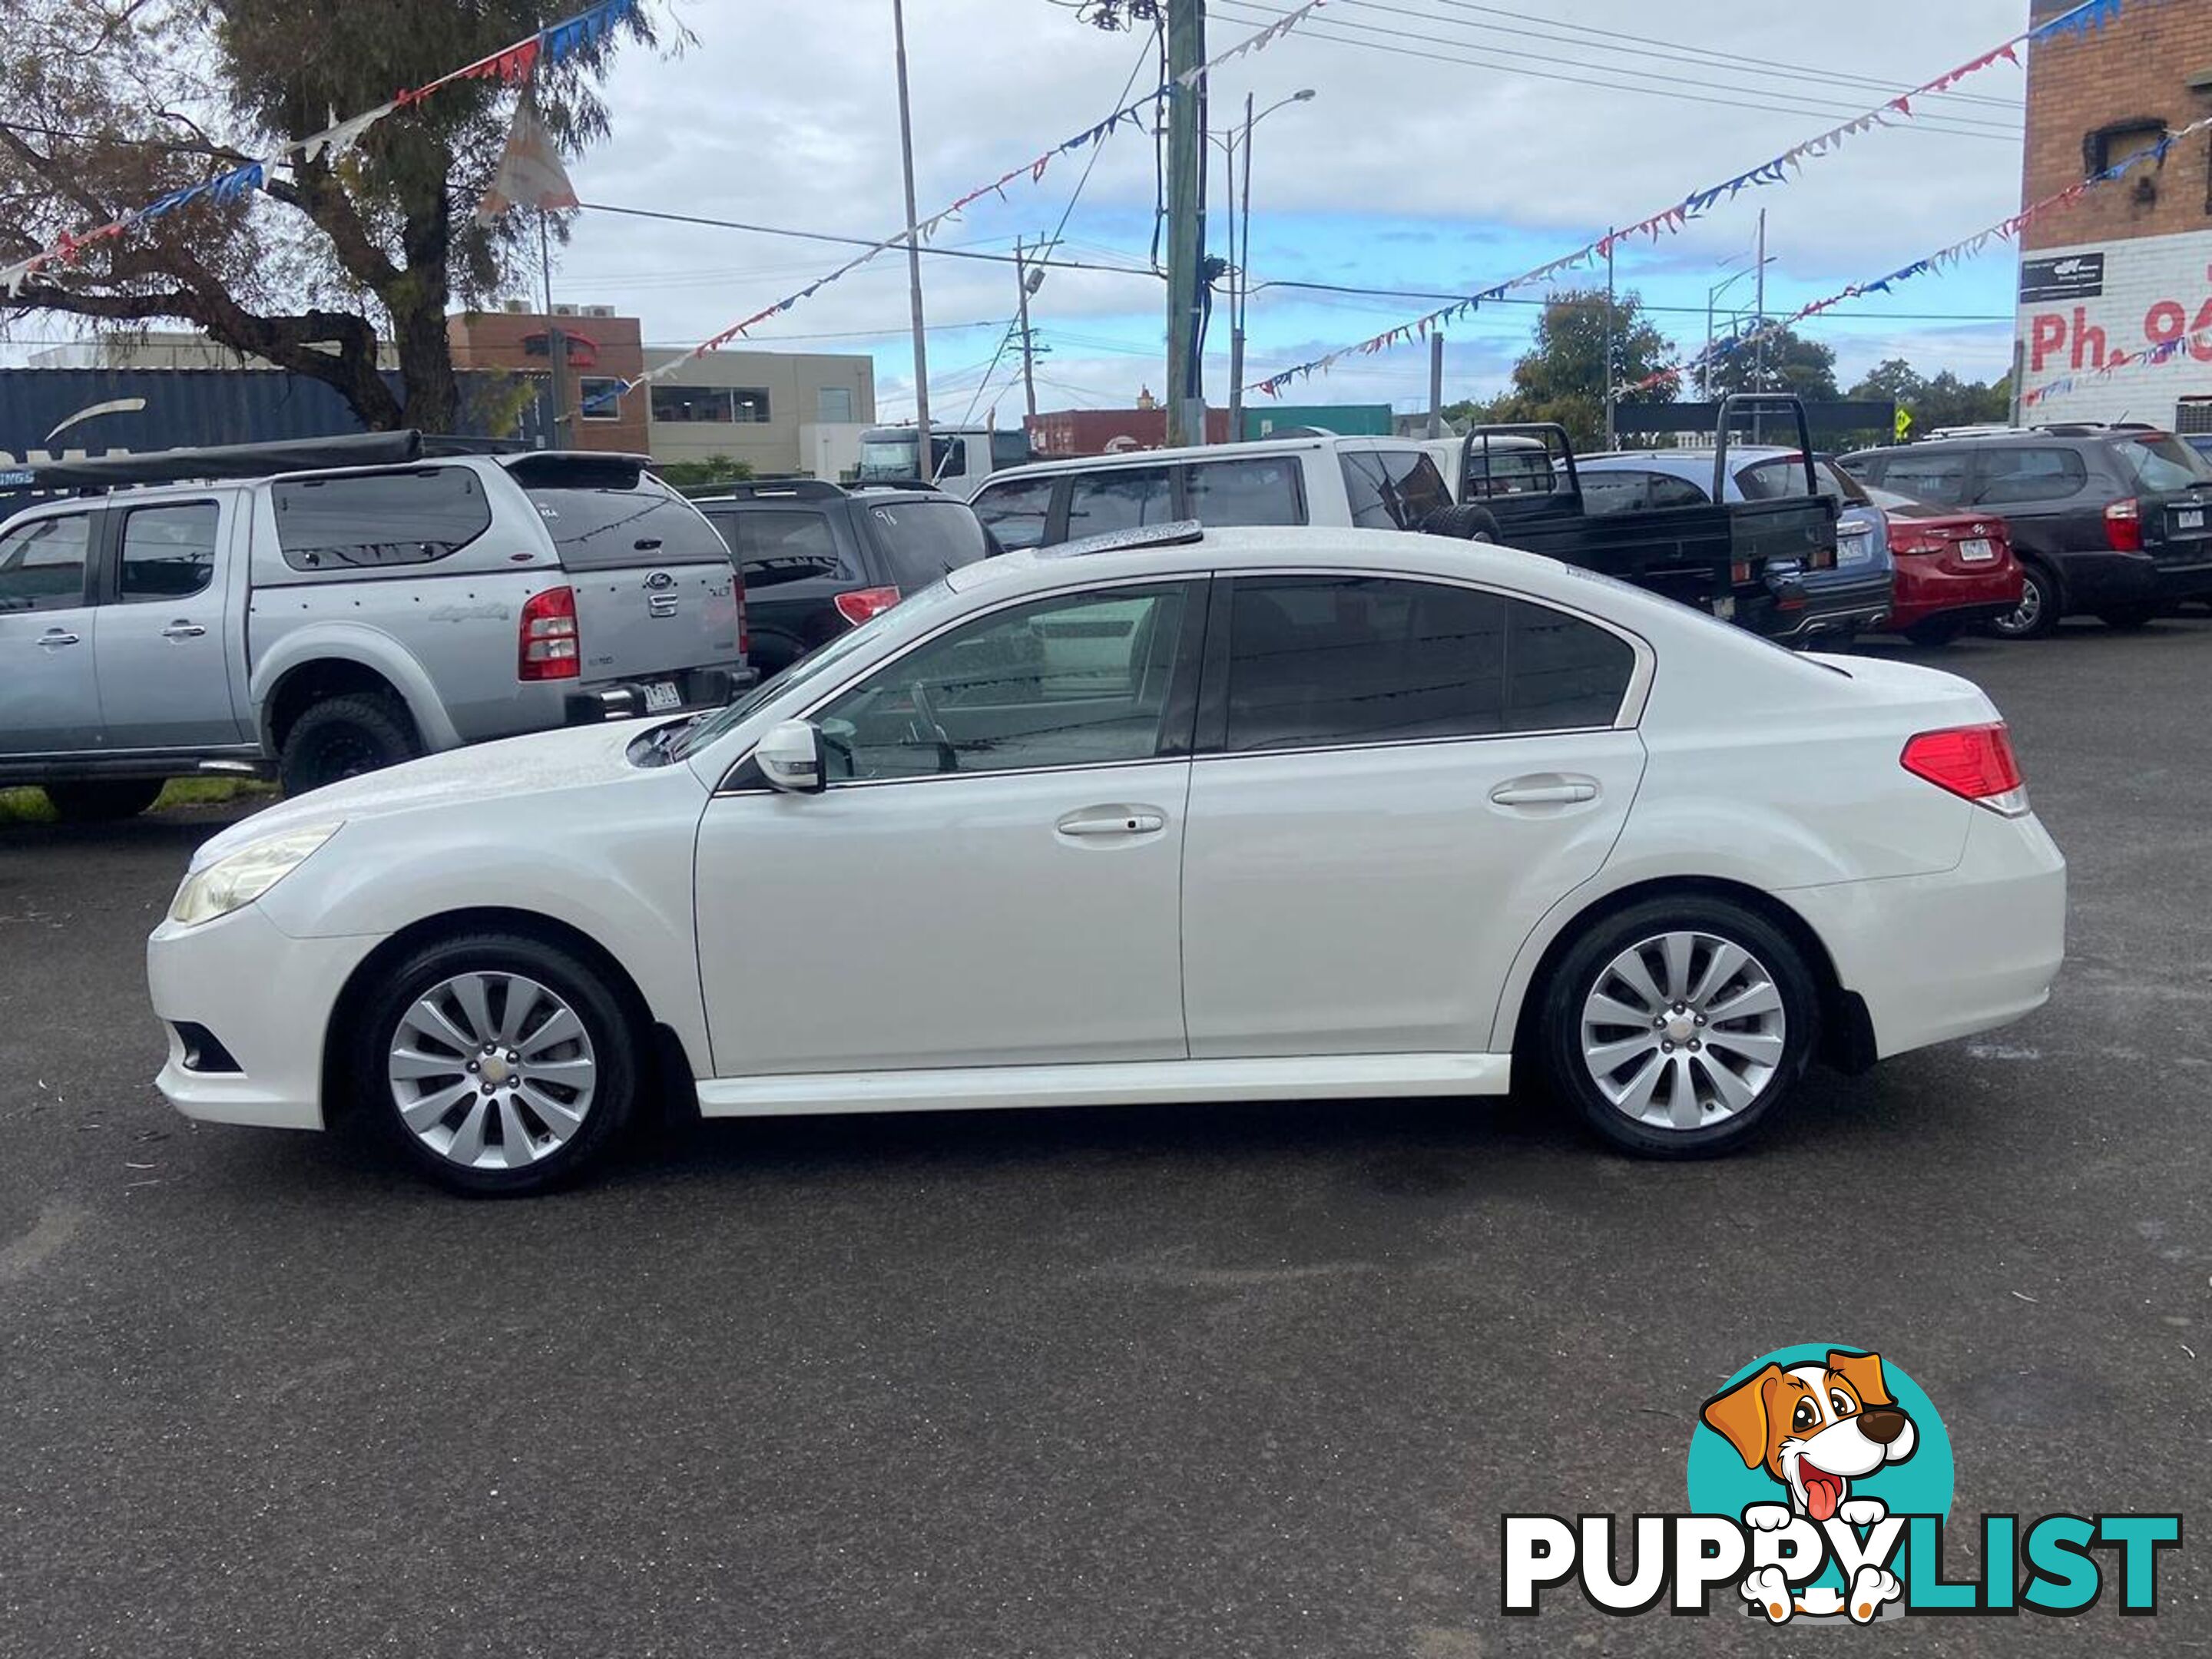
147,525,2066,1194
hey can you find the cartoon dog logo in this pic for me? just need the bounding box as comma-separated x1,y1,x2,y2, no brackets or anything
1701,1349,1917,1624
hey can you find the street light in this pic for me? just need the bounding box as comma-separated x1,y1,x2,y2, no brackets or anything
1209,88,1316,442
1704,252,1777,401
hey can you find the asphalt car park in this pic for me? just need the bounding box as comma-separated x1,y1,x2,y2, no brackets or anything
1,618,2207,1654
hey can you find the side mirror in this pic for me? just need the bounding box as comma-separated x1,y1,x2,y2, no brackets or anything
756,719,826,794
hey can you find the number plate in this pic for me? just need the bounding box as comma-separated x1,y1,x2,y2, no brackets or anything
1713,595,1737,621
642,680,683,713
2177,507,2204,532
1959,538,1996,561
1837,531,1870,566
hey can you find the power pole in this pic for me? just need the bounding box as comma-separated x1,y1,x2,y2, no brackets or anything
1225,91,1250,447
1015,237,1039,425
891,0,932,475
1752,206,1767,443
1602,227,1617,450
1162,0,1207,448
538,211,568,449
1427,329,1444,439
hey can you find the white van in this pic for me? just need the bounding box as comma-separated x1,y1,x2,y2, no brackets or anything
969,435,1455,551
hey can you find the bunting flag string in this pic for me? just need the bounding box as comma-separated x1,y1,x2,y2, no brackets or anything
0,0,636,300
1616,109,2212,400
2019,320,2212,407
590,4,1328,410
1245,0,2145,398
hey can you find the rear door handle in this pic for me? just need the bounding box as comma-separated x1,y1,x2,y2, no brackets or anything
1057,806,1167,838
161,621,207,640
36,629,81,649
1490,776,1598,806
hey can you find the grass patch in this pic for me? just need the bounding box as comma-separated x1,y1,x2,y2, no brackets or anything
0,777,279,825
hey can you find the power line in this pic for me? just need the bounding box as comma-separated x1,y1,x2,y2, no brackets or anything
1211,0,2023,141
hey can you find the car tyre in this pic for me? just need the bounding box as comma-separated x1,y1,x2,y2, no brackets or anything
41,779,165,821
1901,616,1964,647
350,931,642,1197
1986,560,2060,639
1420,502,1502,543
2097,604,2157,629
280,692,419,796
1535,896,1819,1160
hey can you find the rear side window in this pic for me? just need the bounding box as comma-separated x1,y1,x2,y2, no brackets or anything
0,512,92,611
1878,449,1972,508
714,509,847,588
1184,456,1306,526
118,502,218,601
2114,435,2212,492
863,499,992,591
1583,469,1710,515
1066,468,1172,538
1975,446,2087,506
972,475,1055,550
1340,450,1452,530
1220,575,1634,753
525,478,731,571
273,468,492,571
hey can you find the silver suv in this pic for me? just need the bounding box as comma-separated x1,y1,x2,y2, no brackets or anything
0,433,748,818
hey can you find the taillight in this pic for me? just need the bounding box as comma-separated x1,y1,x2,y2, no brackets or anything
1901,722,2028,816
1887,527,1946,558
833,585,901,626
2104,496,2142,552
1730,561,1752,584
519,584,580,680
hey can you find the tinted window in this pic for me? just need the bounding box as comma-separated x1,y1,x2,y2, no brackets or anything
2114,434,2212,492
716,510,846,588
1462,446,1556,498
1975,446,2088,506
1583,469,1710,515
1065,468,1171,538
118,502,218,601
1340,450,1451,530
816,582,1191,781
1878,449,1972,508
525,478,731,571
1184,456,1306,526
0,513,92,611
273,468,492,571
864,499,992,591
1224,577,1631,753
972,476,1055,551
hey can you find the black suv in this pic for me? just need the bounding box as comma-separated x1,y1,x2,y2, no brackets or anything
1839,426,2212,637
692,482,995,675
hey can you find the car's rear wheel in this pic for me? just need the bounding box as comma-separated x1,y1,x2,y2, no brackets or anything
280,692,418,796
1536,897,1818,1158
1902,615,1963,647
1988,561,2059,639
351,932,641,1195
41,779,164,821
1420,502,1502,543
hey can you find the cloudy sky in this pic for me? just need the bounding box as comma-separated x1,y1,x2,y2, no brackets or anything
570,0,2031,419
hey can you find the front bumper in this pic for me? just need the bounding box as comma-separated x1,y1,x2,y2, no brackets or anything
1789,806,2066,1061
565,663,756,727
147,903,384,1131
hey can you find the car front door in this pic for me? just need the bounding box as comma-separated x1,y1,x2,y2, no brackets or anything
1180,572,1648,1059
91,497,247,750
694,578,1205,1077
0,508,102,754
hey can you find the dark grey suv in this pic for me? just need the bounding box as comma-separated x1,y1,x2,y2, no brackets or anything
1839,426,2212,637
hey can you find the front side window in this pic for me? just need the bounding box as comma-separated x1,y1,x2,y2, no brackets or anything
273,469,492,571
972,475,1055,551
815,581,1193,782
0,512,92,611
1221,575,1632,753
1065,468,1171,538
1184,456,1306,527
1975,446,2088,505
118,502,219,601
717,510,846,587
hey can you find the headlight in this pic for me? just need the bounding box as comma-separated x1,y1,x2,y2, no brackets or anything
167,823,343,927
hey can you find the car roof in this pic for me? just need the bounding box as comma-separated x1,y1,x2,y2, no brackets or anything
979,434,1414,487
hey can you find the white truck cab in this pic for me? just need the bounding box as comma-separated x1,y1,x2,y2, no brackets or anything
854,425,1031,498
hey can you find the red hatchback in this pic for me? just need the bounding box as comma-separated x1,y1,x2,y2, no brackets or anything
1863,484,2025,645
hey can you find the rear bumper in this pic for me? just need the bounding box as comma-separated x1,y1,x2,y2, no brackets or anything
1789,807,2066,1062
1883,560,2024,633
2055,548,2212,610
1766,570,1893,641
565,662,754,726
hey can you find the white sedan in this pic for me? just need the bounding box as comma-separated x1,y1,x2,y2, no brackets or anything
147,525,2065,1194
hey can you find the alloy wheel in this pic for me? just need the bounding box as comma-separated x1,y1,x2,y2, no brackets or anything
1992,573,2043,637
386,972,597,1170
1578,932,1786,1132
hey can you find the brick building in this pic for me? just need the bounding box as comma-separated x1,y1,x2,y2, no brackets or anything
2016,0,2212,425
448,305,648,453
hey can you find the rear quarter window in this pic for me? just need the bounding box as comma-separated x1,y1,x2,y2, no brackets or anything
272,467,492,571
1974,446,2088,507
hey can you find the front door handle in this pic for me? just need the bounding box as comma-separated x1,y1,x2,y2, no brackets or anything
161,621,207,640
1490,776,1598,806
36,629,81,650
1057,806,1166,838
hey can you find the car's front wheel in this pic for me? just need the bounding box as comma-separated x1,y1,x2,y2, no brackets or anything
1536,897,1818,1158
351,932,641,1195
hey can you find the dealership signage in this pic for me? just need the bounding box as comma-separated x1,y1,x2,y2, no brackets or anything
2014,227,2212,422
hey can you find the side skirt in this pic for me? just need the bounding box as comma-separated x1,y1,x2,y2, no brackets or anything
694,1051,1512,1119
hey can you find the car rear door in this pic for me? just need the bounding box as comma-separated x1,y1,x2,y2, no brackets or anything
508,458,740,690
90,494,249,749
0,507,103,753
1178,572,1647,1059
